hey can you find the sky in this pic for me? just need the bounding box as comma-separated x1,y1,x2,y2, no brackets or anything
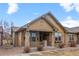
0,3,79,28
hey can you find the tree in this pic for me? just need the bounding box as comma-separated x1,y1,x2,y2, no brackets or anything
3,20,14,47
0,19,3,26
11,21,14,45
0,19,3,46
0,18,14,47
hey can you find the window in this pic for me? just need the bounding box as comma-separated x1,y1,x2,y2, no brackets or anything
68,34,74,42
30,32,37,47
55,32,62,43
31,32,36,41
31,32,36,37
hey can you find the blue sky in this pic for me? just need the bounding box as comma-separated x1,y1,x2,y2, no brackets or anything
0,3,79,28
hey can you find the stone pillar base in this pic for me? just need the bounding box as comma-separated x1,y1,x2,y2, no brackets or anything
44,40,47,48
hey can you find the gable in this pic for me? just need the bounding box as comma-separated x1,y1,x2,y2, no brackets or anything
28,18,53,32
44,13,65,33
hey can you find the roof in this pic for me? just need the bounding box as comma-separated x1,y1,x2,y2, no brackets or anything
43,12,67,32
12,26,20,32
26,12,67,32
15,24,27,32
16,12,79,33
65,27,79,33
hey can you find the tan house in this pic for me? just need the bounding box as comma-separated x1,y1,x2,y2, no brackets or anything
13,12,79,48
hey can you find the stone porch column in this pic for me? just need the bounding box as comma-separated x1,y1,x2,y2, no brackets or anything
35,32,38,47
65,34,69,47
52,33,55,47
74,34,77,44
36,32,40,48
18,32,22,47
25,31,30,47
44,40,47,48
61,33,65,43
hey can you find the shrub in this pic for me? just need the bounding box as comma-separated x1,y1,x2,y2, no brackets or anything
24,46,30,53
70,41,76,47
59,43,65,48
37,45,43,51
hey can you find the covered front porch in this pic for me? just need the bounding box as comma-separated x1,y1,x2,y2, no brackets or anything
25,30,64,49
30,31,53,48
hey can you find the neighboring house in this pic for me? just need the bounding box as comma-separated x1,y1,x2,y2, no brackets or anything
11,27,20,46
13,12,79,49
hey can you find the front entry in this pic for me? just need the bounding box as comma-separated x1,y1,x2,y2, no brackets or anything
39,32,52,47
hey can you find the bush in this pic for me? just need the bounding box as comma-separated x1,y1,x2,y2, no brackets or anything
59,43,65,48
70,41,76,47
37,45,43,51
24,46,30,53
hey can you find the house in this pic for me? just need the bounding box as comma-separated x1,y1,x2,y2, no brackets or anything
13,12,79,49
11,27,20,46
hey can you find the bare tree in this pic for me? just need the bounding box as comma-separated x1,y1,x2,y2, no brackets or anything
0,19,3,46
0,18,14,47
2,20,13,47
10,21,14,46
0,20,3,26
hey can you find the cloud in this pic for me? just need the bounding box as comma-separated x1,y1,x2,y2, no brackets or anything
7,3,19,14
59,3,79,13
60,16,79,28
73,3,79,12
59,3,73,12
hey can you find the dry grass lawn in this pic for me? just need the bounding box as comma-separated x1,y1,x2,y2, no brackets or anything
28,47,79,56
40,50,79,56
0,46,79,56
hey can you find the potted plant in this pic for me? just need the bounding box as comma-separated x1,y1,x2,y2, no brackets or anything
59,43,65,48
70,40,76,47
24,46,30,53
37,45,43,51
